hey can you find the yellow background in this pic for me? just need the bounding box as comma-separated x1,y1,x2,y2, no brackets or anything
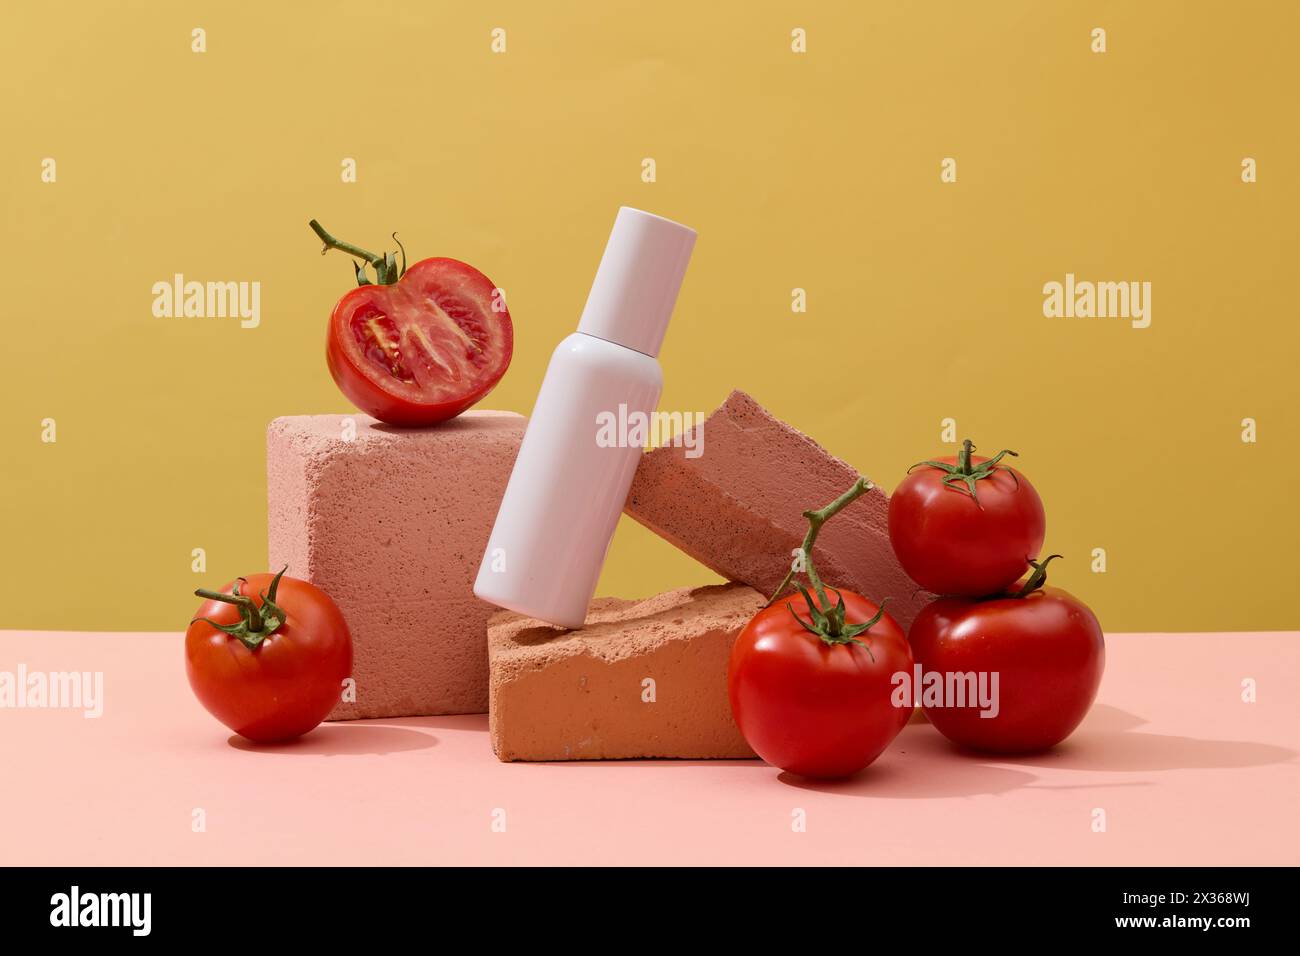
2,1,1296,632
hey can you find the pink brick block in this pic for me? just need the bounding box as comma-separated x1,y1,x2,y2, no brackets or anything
625,390,931,630
267,412,524,719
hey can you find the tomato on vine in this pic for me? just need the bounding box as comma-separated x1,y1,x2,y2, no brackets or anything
728,478,914,778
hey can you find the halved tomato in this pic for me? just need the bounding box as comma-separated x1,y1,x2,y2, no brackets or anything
312,222,513,425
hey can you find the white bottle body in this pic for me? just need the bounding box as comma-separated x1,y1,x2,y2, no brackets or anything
474,332,662,629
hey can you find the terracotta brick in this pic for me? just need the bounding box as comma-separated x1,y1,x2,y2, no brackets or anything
267,412,524,719
625,390,930,630
488,584,763,761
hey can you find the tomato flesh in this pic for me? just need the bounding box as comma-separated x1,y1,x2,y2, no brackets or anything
351,307,413,384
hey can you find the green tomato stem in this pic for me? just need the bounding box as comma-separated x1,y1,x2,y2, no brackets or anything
194,588,263,632
309,219,405,286
309,219,382,266
956,438,975,475
192,568,293,649
1013,554,1063,597
767,476,874,607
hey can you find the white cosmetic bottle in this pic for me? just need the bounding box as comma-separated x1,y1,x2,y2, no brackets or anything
474,207,696,629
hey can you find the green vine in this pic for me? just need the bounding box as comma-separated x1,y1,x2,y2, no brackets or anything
767,476,890,656
309,220,408,286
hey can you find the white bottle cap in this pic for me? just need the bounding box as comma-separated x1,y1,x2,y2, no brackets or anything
577,207,696,357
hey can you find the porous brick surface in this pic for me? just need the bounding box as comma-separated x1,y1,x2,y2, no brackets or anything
488,583,763,761
625,390,930,629
267,412,524,718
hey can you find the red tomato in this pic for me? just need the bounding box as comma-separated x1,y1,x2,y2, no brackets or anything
908,563,1104,753
728,588,914,778
312,221,512,425
185,570,353,743
889,439,1045,596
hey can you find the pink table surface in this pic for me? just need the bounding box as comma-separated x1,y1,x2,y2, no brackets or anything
1,630,1297,866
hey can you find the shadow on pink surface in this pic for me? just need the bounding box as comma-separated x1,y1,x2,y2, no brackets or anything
394,715,490,733
949,705,1296,773
229,724,438,756
777,704,1295,798
778,759,1038,799
225,714,492,756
